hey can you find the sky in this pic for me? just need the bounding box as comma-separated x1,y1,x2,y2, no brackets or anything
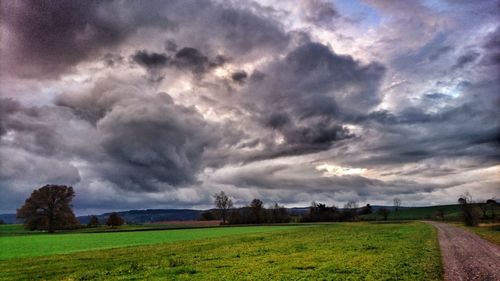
0,0,499,215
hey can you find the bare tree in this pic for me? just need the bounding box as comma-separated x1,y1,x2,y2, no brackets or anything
393,198,402,212
17,185,79,233
214,191,233,224
458,192,479,226
342,200,359,221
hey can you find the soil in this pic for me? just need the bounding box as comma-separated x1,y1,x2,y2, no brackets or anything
426,221,500,281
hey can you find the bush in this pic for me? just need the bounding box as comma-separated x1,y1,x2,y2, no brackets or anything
87,215,100,228
106,212,125,227
199,211,216,221
458,195,480,226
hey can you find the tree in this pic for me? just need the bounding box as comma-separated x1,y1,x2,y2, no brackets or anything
269,202,291,223
486,199,498,218
87,215,100,228
0,219,4,225
378,207,390,220
214,191,233,224
250,198,264,223
458,193,479,226
393,198,402,212
359,204,372,215
16,185,79,233
106,212,124,227
342,200,359,221
304,202,339,222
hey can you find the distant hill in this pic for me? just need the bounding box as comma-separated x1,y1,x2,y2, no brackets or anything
4,204,491,225
0,214,18,224
78,209,205,224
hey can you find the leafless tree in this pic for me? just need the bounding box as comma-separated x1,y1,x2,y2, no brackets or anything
458,192,479,226
393,198,402,212
214,191,233,224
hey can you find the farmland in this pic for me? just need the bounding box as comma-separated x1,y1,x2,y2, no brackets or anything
0,222,442,280
0,225,303,259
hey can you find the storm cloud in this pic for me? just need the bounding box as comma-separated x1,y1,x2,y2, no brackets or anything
1,0,499,213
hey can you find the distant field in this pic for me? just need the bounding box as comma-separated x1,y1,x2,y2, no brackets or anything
0,225,302,259
362,205,462,220
0,222,442,280
364,204,500,221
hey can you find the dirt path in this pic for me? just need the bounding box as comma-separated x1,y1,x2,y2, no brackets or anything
425,221,500,281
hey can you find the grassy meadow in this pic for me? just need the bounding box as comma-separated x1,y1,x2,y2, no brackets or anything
0,222,442,280
464,223,500,245
0,225,302,259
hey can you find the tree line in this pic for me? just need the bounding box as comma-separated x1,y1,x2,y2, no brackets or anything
208,191,397,224
13,185,499,232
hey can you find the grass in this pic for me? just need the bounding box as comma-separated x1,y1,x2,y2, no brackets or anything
0,225,302,260
465,223,500,245
0,222,442,280
0,223,220,237
361,205,462,221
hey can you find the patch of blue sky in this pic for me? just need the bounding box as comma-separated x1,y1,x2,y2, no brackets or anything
334,0,381,28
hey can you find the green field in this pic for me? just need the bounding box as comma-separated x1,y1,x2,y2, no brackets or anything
0,222,442,280
0,225,302,259
361,205,462,221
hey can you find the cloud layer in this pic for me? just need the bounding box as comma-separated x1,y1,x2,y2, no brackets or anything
1,0,499,214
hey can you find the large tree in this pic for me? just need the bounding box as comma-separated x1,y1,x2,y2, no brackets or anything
17,185,79,233
214,191,233,224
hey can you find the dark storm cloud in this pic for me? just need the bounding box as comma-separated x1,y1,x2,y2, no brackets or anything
172,47,228,74
1,0,289,78
453,51,480,69
0,98,66,156
301,0,339,26
0,0,174,78
130,47,229,81
231,71,248,83
236,41,384,158
95,94,214,191
55,80,218,192
0,98,83,202
132,51,169,68
2,0,499,213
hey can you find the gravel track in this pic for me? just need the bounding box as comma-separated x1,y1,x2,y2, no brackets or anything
426,221,500,281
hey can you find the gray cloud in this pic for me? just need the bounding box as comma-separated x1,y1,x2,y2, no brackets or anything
300,0,339,27
0,0,173,78
236,41,384,158
1,0,499,214
453,51,480,69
